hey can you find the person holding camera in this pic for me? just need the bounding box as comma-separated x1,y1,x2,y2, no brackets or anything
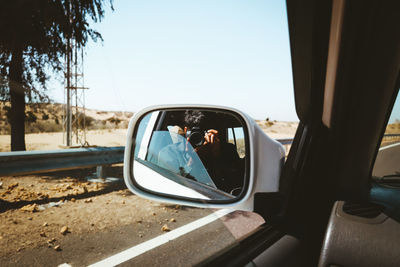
157,110,244,195
183,110,244,195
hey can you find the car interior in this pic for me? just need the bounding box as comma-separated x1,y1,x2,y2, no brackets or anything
196,0,400,266
141,109,247,196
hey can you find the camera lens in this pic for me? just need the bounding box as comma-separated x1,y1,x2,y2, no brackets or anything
186,127,204,148
189,132,203,146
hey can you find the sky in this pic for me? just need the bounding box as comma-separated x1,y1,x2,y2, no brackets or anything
49,0,297,121
389,95,400,123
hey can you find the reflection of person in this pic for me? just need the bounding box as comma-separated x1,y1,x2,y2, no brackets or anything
184,110,244,194
157,125,215,187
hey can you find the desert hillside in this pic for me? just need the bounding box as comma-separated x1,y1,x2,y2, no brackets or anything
0,102,133,135
385,120,400,134
0,102,301,151
2,102,399,152
256,120,298,139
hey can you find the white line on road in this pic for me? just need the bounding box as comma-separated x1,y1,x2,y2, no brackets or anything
88,208,233,267
380,142,400,151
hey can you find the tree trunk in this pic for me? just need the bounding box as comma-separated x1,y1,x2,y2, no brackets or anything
9,48,26,151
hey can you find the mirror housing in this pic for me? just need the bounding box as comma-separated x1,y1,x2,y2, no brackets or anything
124,105,285,211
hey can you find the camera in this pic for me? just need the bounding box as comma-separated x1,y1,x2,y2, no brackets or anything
186,127,206,148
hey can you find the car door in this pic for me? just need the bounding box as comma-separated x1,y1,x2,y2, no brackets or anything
202,0,400,265
279,0,400,266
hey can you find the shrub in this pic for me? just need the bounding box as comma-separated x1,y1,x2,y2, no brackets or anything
25,121,63,133
84,115,95,127
71,112,94,128
107,117,121,126
3,105,11,123
265,121,274,127
25,111,37,123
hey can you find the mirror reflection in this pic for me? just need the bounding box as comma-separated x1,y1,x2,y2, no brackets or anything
132,109,247,201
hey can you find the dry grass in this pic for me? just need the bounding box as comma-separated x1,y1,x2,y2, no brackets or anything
385,122,400,134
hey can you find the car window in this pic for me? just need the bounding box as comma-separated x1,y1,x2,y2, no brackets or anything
228,127,246,158
372,91,400,177
134,112,152,158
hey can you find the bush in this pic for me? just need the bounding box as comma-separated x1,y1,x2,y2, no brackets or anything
0,123,10,134
84,115,95,127
71,112,94,128
107,117,121,126
3,105,11,123
25,111,37,123
25,121,63,133
265,121,274,127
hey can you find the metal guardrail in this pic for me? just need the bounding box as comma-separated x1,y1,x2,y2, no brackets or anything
0,133,396,177
0,139,293,177
382,133,400,140
0,146,124,177
380,133,400,147
382,134,400,137
276,138,293,145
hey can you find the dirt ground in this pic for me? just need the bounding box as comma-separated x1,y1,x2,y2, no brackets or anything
0,167,186,258
0,129,127,152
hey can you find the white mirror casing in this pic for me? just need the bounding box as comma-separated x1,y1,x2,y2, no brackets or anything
123,105,285,212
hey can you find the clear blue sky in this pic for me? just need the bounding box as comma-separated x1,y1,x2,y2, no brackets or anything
49,0,298,121
389,94,400,123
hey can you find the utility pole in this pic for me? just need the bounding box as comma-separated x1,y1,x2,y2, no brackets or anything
63,8,89,147
65,35,71,146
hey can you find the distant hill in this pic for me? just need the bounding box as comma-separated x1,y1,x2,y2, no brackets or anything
0,102,133,135
256,120,298,139
385,120,400,134
2,101,398,137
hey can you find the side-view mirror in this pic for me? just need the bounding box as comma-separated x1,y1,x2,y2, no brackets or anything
124,105,285,211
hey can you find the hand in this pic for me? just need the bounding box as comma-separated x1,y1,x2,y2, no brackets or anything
203,129,219,145
195,129,221,158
